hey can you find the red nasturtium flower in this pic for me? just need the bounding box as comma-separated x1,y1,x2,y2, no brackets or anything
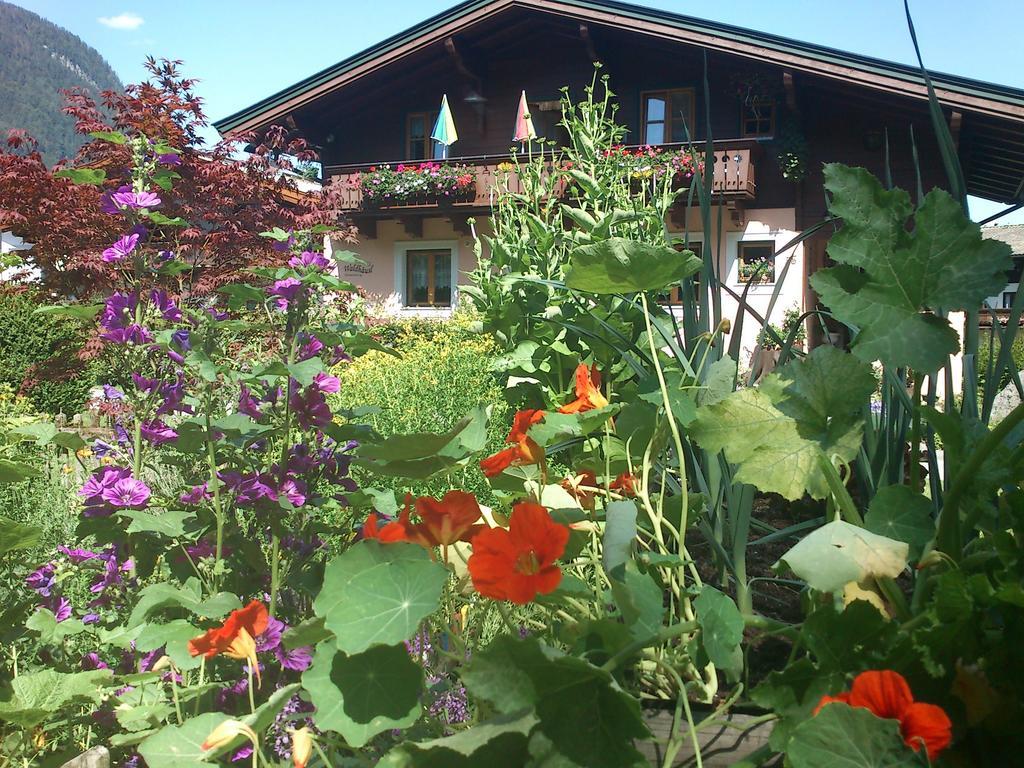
363,491,483,548
558,364,610,414
611,472,638,497
468,502,570,604
188,600,269,684
814,670,953,760
479,409,545,478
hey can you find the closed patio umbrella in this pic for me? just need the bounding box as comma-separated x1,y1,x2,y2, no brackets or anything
431,94,459,159
512,90,536,143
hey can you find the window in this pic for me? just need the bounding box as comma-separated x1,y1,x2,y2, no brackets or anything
660,241,702,304
406,113,445,161
641,89,695,145
405,248,452,307
737,241,776,284
1003,291,1018,309
1006,256,1024,284
741,99,775,138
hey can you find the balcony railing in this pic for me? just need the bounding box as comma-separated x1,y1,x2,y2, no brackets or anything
323,140,759,214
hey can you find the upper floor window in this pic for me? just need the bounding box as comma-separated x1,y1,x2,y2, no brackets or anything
741,99,775,138
641,89,695,145
1006,256,1024,285
406,112,445,161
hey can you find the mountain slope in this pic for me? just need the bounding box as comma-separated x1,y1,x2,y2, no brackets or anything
0,1,122,164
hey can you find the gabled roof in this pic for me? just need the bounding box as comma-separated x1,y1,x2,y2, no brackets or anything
214,0,1024,135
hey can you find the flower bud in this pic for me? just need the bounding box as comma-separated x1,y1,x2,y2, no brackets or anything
150,655,173,673
202,719,257,751
291,726,313,768
717,318,732,335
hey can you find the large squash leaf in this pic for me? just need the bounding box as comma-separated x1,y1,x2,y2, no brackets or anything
811,164,1012,371
565,238,702,294
689,346,874,499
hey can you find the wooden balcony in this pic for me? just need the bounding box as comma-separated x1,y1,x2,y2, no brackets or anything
323,140,759,217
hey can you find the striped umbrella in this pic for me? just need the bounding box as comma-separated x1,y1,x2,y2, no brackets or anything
512,90,536,142
431,94,459,159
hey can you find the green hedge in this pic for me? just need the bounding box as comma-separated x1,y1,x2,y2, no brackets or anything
0,290,98,415
333,315,511,507
977,326,1024,395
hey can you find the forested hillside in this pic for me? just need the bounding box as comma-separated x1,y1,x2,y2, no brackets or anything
0,1,122,165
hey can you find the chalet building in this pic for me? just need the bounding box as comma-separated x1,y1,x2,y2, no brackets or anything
215,0,1024,355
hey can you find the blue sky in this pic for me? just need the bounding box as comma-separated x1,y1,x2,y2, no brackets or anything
10,0,1024,222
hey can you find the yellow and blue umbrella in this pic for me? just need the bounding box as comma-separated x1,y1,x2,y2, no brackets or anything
431,94,458,159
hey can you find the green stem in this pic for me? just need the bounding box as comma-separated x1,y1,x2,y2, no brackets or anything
939,402,1024,558
269,535,281,617
246,664,256,715
601,619,700,672
206,405,226,589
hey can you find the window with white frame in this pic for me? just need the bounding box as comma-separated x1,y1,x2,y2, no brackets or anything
737,241,776,284
396,242,457,308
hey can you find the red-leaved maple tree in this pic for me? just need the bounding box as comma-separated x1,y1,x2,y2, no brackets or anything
0,58,356,298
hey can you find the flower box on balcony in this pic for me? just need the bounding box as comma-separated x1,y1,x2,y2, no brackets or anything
356,162,477,208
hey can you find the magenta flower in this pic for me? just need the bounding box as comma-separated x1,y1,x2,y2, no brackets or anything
312,372,340,395
268,277,303,311
102,233,140,263
179,484,210,505
184,539,221,560
100,185,133,214
111,189,162,210
275,644,313,672
288,251,330,271
45,596,72,623
140,420,178,446
82,652,109,670
100,477,151,509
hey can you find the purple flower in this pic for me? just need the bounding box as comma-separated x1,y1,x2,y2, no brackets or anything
100,185,133,215
256,616,285,653
82,613,101,624
46,596,72,623
140,420,178,446
111,189,162,210
156,374,192,416
207,307,229,321
288,251,330,271
91,438,118,458
79,466,132,509
238,384,265,420
26,563,56,596
329,344,351,365
297,334,324,362
184,539,218,559
102,324,153,345
100,477,151,509
268,277,303,311
312,372,340,395
157,249,175,261
289,385,332,430
220,471,277,506
272,234,296,253
82,652,109,670
157,153,181,166
150,290,182,322
102,233,140,263
58,545,100,564
171,329,191,352
99,292,137,332
102,384,124,400
278,478,307,507
179,484,210,505
275,644,313,672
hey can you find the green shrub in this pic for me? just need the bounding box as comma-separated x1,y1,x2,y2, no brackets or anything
0,289,98,415
977,325,1024,395
333,314,511,507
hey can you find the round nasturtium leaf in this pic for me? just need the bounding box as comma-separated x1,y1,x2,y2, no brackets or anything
313,541,448,654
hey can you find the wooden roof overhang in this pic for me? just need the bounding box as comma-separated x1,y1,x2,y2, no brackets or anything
214,0,1024,203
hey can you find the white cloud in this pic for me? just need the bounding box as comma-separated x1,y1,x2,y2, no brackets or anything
98,12,144,30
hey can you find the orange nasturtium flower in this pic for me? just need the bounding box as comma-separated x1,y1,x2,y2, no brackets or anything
814,670,952,760
610,472,638,497
468,502,570,604
479,409,545,478
558,364,609,414
188,600,269,684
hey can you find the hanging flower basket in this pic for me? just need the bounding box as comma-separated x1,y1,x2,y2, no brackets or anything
356,162,477,207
